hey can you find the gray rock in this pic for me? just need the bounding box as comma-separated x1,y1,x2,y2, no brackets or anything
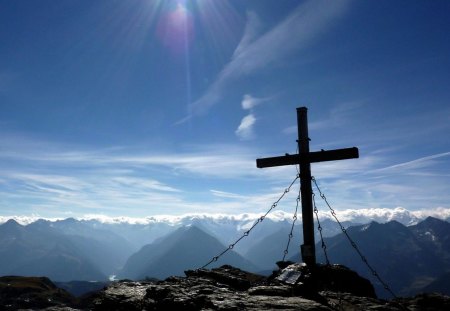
92,281,153,311
92,265,437,310
272,263,377,298
5,265,450,310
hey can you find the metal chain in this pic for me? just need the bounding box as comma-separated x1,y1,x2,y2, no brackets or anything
311,176,398,299
199,173,300,270
281,187,301,261
281,148,301,262
312,191,330,265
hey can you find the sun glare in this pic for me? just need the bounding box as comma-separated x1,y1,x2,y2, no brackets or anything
156,0,194,54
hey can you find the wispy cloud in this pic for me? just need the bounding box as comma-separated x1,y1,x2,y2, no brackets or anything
235,114,256,140
283,101,364,135
232,11,262,59
235,94,271,140
370,151,450,174
0,136,260,179
210,189,247,200
0,135,278,216
111,176,180,193
241,94,265,110
309,101,364,131
0,135,366,216
1,134,448,220
1,170,185,215
1,133,448,217
179,0,351,122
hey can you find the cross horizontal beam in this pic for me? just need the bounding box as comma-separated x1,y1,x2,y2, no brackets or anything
256,147,359,168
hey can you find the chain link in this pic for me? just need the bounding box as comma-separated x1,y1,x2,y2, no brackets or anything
312,191,330,265
282,187,301,261
198,174,300,270
311,176,398,299
281,147,302,262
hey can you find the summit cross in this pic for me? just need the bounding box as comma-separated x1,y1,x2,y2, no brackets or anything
256,107,359,267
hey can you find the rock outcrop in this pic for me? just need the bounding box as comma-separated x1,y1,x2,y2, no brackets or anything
92,264,449,311
2,265,450,310
0,276,76,310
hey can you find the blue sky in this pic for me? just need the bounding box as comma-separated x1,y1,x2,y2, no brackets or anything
0,0,449,219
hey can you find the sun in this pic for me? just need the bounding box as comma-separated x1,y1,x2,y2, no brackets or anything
155,0,195,54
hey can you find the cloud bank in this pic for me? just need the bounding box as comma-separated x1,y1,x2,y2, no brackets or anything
1,207,449,226
1,133,449,218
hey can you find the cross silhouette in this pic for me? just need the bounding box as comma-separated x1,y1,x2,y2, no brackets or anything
256,107,359,266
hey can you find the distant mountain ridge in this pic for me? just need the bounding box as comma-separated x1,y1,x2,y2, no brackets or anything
287,217,450,298
1,214,449,299
0,219,106,282
27,218,135,275
119,225,259,280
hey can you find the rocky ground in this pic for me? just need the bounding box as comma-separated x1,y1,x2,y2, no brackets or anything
1,263,449,310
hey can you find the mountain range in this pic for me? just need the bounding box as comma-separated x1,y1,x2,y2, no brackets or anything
289,217,450,298
118,225,258,280
0,215,449,298
0,219,106,282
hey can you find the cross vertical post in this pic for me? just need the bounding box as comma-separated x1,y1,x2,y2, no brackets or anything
297,107,316,266
256,106,359,267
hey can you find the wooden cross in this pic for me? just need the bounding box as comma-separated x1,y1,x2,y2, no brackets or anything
256,107,359,267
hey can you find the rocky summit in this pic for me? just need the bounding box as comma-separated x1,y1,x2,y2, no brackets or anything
2,264,450,310
91,264,449,311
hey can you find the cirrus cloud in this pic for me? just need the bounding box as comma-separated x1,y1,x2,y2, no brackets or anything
235,114,256,140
